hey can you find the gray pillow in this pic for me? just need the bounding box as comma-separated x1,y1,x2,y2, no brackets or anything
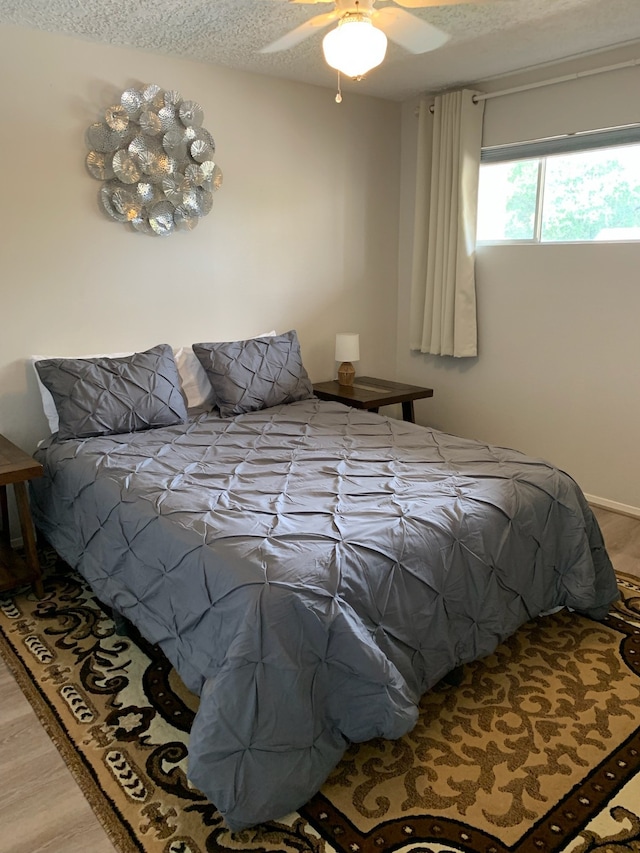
35,344,188,440
192,330,314,417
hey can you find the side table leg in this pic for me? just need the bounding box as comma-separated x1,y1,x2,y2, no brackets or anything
402,401,415,423
14,481,44,598
0,485,9,547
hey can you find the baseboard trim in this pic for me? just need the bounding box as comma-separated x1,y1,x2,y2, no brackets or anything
585,494,640,519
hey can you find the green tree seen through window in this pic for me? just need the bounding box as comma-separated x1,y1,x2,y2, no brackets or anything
505,160,538,239
542,153,640,240
484,145,640,242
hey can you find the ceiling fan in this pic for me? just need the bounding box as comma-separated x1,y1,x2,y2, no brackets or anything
260,0,469,81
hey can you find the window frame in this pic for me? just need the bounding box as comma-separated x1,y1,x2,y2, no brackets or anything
477,124,640,245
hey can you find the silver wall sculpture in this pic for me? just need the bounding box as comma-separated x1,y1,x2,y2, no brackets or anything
85,83,223,236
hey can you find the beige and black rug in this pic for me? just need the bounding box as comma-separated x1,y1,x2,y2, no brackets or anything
1,550,639,853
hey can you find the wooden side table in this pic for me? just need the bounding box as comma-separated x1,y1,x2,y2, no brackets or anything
312,376,434,423
0,434,44,598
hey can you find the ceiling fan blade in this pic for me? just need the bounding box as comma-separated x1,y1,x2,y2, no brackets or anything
393,0,485,7
373,6,450,53
260,9,339,53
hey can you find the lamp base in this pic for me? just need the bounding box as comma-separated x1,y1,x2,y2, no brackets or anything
337,361,355,386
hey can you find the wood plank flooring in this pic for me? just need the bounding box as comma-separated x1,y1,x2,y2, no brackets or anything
592,506,640,579
0,509,638,853
0,656,118,853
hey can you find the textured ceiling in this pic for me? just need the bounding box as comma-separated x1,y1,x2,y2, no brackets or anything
2,0,640,101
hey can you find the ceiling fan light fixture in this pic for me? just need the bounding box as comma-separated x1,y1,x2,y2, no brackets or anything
322,14,388,79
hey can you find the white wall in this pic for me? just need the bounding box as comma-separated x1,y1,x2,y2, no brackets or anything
0,24,400,455
4,25,637,517
398,43,640,512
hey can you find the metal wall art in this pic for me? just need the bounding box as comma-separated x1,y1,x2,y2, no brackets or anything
85,83,223,236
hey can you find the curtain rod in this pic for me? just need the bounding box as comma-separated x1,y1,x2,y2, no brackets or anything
426,56,640,113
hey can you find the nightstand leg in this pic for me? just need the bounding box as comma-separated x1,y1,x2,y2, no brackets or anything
14,482,44,598
0,485,9,548
402,401,415,423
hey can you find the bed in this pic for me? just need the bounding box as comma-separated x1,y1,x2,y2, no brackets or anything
29,333,619,831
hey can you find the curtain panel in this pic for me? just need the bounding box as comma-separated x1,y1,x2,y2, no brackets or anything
410,89,485,357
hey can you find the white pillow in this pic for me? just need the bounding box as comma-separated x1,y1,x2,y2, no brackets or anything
174,332,277,410
31,351,134,434
32,333,277,431
173,347,215,410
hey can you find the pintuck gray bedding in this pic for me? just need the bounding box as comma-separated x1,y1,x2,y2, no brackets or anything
30,398,618,830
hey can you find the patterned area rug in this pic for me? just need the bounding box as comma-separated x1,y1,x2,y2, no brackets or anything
1,550,639,853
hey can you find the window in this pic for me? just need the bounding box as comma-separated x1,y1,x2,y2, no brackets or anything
476,125,640,243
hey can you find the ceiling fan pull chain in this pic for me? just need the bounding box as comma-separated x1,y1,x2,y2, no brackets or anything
335,70,343,103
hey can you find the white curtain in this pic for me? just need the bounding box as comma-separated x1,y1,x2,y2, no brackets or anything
410,89,485,357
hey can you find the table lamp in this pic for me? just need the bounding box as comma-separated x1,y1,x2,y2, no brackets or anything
335,332,359,386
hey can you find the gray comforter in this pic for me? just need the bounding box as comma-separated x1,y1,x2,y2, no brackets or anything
30,399,618,830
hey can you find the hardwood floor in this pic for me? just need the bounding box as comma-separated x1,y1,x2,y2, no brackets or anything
0,509,638,853
592,506,640,579
0,656,118,853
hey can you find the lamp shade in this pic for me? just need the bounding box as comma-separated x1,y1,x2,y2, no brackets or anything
335,332,360,363
322,17,387,78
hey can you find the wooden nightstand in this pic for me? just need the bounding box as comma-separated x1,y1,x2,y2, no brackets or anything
0,434,44,598
313,376,434,423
